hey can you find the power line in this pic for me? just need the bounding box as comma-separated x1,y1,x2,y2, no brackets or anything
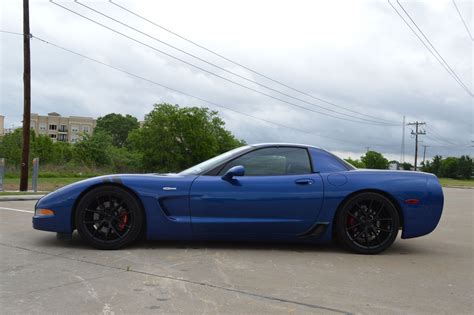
108,0,401,125
452,0,474,41
425,124,463,146
78,0,391,125
51,0,400,126
388,0,473,97
1,30,364,146
396,0,472,94
0,30,25,36
75,0,401,126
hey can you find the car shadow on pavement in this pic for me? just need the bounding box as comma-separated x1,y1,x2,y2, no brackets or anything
31,231,437,256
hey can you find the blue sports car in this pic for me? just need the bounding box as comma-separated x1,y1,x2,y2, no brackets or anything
33,143,444,254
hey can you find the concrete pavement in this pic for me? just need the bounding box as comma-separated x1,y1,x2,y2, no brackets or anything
0,188,472,314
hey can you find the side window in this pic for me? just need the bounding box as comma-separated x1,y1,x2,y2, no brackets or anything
219,147,312,176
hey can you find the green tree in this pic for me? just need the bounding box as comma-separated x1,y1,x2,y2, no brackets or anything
429,155,443,176
108,146,142,173
127,103,245,172
73,131,113,167
0,129,23,167
52,141,73,165
439,157,459,178
401,162,413,170
344,157,365,168
95,113,139,147
360,150,389,169
31,133,54,164
457,155,472,179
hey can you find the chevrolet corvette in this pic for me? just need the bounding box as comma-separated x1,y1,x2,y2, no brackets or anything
33,143,444,254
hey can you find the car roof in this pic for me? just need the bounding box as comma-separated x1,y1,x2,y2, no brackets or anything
250,143,323,150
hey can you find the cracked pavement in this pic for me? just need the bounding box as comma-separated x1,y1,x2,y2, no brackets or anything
0,188,473,314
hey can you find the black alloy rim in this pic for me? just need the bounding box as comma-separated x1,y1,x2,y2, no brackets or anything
82,194,133,243
344,197,395,249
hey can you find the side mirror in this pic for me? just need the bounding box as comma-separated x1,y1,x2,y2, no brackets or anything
222,165,245,180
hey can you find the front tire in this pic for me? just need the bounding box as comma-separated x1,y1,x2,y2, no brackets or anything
335,192,399,254
75,185,144,250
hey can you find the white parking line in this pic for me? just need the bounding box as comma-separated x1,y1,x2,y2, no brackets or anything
0,207,34,214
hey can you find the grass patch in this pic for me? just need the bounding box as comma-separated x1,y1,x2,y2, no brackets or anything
439,178,474,187
0,191,47,196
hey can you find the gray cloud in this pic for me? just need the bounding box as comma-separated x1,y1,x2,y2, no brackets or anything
1,0,472,164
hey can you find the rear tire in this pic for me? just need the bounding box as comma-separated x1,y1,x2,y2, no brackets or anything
335,192,399,254
75,185,144,250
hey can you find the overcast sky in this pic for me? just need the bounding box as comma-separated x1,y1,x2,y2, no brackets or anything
1,0,472,163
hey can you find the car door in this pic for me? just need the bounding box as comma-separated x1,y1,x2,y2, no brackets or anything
189,146,324,236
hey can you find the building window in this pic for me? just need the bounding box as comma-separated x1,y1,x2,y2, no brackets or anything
58,134,68,142
49,134,57,139
39,123,46,131
71,125,79,133
59,124,67,132
30,122,36,129
49,124,57,131
82,125,90,133
71,134,80,143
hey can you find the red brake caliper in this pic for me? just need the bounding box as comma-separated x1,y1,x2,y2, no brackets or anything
347,215,356,227
118,212,128,231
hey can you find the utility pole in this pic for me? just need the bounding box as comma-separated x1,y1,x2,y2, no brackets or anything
422,145,428,166
400,115,406,163
407,121,426,171
20,0,31,191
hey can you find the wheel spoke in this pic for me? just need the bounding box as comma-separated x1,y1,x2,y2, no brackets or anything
346,222,362,231
85,208,103,214
374,203,385,219
376,227,392,233
83,219,101,224
92,222,104,237
368,198,374,211
110,225,124,239
355,202,365,213
372,226,381,245
353,229,364,239
113,200,125,211
96,197,104,210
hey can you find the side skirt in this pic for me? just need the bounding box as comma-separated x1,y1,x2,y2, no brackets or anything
297,222,329,239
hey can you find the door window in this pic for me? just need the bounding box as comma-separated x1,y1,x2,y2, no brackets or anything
219,147,312,176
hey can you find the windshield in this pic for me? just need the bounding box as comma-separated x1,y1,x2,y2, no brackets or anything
179,146,251,175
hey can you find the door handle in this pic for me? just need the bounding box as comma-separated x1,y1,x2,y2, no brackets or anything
295,178,314,185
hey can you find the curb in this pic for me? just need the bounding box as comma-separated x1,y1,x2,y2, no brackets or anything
442,186,474,190
0,195,45,201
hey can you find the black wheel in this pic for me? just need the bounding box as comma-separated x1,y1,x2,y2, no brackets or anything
335,192,399,254
75,185,144,250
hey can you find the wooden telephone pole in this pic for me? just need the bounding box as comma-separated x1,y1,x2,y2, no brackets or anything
20,0,31,191
407,121,426,171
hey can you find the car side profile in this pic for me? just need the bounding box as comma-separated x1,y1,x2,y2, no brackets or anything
33,143,444,254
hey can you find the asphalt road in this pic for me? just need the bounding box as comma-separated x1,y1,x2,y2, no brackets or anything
0,188,472,314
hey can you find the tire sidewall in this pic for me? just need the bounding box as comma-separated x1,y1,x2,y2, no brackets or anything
75,185,144,250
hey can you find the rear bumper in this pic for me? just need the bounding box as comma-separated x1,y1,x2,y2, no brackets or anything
401,176,444,239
